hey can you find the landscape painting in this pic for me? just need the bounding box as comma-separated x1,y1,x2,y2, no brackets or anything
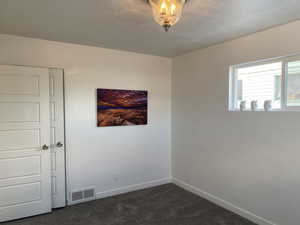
97,88,148,127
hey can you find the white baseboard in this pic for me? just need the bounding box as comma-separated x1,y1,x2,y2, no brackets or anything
173,178,278,225
71,176,278,225
96,177,171,200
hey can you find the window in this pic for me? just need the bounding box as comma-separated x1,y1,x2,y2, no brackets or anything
229,55,300,111
287,61,300,107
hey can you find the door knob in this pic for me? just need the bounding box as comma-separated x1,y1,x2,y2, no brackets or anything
56,142,64,148
42,144,49,150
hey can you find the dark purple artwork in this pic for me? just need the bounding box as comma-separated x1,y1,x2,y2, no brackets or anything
97,89,148,127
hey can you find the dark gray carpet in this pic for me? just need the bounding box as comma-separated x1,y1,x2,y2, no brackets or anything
4,184,257,225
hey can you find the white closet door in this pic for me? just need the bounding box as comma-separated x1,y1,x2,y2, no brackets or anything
0,65,51,222
49,69,66,208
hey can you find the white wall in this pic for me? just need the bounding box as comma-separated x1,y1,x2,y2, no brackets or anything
172,20,300,225
2,18,300,225
0,34,171,202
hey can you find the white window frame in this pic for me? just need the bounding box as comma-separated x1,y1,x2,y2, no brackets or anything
229,54,300,112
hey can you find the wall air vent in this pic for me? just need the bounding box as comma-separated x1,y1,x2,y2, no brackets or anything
84,188,95,199
71,187,95,204
72,191,83,202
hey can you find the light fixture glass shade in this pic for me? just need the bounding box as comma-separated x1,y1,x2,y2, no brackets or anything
149,0,186,31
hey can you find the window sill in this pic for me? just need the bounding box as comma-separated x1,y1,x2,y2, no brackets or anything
229,108,300,112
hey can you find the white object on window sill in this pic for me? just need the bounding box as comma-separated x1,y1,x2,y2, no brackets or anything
240,101,246,111
251,100,258,111
264,100,272,111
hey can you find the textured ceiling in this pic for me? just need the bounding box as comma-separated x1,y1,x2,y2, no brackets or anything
1,0,300,57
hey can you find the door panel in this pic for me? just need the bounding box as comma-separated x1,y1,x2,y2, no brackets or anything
49,69,66,208
0,182,41,207
0,74,39,95
0,156,40,179
0,129,40,151
0,65,51,222
0,102,40,122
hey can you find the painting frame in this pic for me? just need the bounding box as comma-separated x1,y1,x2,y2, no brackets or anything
97,88,148,127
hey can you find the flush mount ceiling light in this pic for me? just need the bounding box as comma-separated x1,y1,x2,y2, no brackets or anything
146,0,188,32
